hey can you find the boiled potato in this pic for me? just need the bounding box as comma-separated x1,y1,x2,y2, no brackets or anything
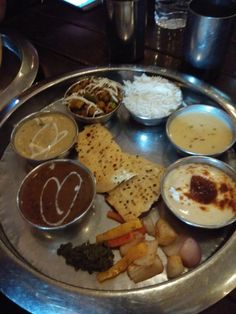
128,255,164,283
155,218,177,246
166,255,184,279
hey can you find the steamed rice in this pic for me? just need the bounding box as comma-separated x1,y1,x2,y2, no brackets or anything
123,74,182,119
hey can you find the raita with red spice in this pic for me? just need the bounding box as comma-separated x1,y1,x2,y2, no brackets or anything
162,162,236,228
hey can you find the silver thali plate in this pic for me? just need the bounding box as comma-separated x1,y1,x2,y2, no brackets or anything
0,32,39,115
0,66,235,314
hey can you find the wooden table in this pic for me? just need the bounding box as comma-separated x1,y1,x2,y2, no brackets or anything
0,0,236,313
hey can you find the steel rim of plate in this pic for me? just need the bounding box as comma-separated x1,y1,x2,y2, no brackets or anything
0,65,235,314
0,32,39,116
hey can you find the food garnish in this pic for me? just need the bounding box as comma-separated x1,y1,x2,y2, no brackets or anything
64,76,123,118
57,241,114,273
188,175,217,204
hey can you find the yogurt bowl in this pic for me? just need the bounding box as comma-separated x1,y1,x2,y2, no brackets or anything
161,156,236,229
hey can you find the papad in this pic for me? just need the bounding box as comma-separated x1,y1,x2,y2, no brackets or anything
77,124,137,193
106,156,165,221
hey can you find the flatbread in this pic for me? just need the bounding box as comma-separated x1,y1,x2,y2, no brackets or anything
76,124,137,193
106,156,165,221
77,124,165,219
124,154,164,175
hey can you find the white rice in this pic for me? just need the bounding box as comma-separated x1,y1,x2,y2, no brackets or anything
123,74,183,119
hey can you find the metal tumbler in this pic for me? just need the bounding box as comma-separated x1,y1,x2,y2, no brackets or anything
184,0,236,71
105,0,147,63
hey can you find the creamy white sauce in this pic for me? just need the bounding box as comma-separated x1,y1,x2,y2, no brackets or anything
65,77,122,117
29,121,68,158
40,171,83,226
163,163,236,227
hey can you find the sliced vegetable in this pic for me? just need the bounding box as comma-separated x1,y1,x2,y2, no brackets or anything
134,226,146,235
142,211,159,237
162,235,187,257
155,218,178,246
166,255,185,279
106,226,146,248
133,239,158,267
107,232,135,248
107,210,125,223
96,218,143,243
128,255,164,283
120,231,145,256
97,242,148,283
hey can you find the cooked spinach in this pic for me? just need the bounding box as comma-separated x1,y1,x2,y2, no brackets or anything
57,241,114,274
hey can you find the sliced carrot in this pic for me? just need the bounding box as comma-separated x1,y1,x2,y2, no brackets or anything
106,210,124,223
97,242,148,283
96,218,142,243
134,226,146,235
107,232,134,248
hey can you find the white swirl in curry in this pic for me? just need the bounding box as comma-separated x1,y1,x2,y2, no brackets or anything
40,170,83,226
13,112,77,160
18,161,94,228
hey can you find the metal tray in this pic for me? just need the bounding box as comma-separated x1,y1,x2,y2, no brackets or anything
0,66,235,314
0,32,39,117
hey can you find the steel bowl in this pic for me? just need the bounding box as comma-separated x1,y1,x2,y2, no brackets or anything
17,159,96,231
64,76,123,124
66,100,122,124
11,111,78,163
161,156,236,229
125,110,175,126
166,104,236,156
122,74,183,126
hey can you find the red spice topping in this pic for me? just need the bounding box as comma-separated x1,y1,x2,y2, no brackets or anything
187,175,217,204
219,183,228,193
229,200,236,212
202,169,210,176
